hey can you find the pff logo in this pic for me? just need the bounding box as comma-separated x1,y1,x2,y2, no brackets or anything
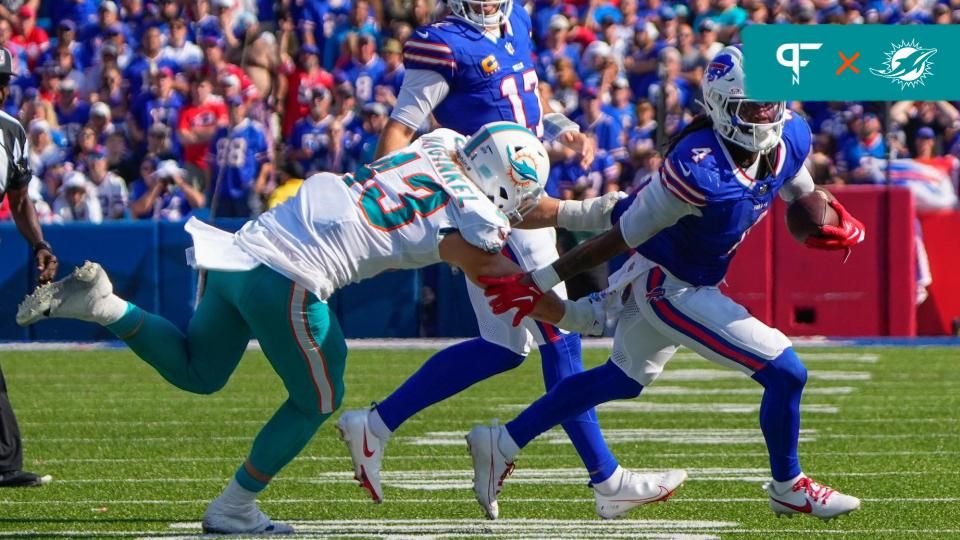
870,39,937,90
776,43,823,85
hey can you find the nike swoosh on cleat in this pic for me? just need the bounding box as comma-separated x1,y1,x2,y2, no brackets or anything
609,486,669,504
770,497,812,513
362,429,376,458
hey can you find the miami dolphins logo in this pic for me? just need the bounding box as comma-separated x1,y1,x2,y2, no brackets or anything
506,146,539,186
870,40,937,90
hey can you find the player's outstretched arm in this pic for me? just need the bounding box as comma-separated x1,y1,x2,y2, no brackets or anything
438,232,567,325
514,192,627,231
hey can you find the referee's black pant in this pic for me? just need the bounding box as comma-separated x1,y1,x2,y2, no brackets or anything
0,364,23,473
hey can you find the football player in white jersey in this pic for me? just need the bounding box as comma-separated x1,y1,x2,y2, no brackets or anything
16,122,624,535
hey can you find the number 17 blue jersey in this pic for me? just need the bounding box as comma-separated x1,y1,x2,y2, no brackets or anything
402,9,543,137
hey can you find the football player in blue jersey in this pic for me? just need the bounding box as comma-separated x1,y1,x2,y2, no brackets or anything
474,46,866,521
336,0,684,521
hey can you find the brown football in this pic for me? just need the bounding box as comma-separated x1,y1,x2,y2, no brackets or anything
786,188,839,242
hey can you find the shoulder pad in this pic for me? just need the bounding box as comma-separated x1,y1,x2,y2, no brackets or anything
403,24,458,78
661,133,719,206
453,197,510,254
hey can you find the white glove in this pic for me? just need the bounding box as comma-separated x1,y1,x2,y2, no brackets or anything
557,191,628,232
557,291,615,336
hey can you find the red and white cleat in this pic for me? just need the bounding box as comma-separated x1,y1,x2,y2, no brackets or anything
336,409,385,503
593,469,687,519
765,475,861,521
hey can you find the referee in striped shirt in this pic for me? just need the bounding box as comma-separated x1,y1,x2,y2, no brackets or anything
0,47,57,487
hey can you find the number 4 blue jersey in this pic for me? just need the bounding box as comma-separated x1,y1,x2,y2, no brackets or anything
403,10,543,137
636,113,812,286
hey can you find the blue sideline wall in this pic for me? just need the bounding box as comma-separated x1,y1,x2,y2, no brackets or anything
0,222,479,341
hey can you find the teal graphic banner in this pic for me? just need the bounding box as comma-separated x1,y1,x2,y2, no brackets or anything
742,25,959,101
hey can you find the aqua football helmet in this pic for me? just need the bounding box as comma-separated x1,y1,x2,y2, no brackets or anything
458,121,549,224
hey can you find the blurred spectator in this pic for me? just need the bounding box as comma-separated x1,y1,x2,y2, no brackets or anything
11,5,48,69
27,120,64,178
537,14,581,87
336,32,385,105
131,67,184,149
146,123,176,159
348,101,389,169
0,20,27,77
376,39,404,108
575,86,625,166
89,101,114,142
206,96,272,218
124,24,176,97
288,87,334,177
628,99,657,154
104,130,137,181
603,78,635,132
551,56,580,116
279,45,333,138
129,159,206,220
913,127,960,183
840,112,886,177
85,146,128,219
41,20,84,71
891,101,960,157
55,79,91,147
178,77,227,173
624,22,661,102
161,16,203,72
676,23,706,87
53,170,103,223
53,42,86,90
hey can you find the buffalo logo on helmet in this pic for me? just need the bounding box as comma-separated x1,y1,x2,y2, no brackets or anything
706,53,735,82
506,145,539,186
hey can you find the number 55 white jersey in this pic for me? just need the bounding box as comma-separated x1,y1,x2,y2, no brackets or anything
235,129,511,301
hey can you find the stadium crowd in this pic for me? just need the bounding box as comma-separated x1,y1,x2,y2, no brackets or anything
0,0,958,225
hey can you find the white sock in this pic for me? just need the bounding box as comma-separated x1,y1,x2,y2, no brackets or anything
496,428,521,462
593,466,624,496
218,478,257,507
771,473,805,494
96,296,129,326
367,409,393,442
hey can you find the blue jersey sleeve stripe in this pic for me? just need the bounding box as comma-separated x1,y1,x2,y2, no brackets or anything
660,168,706,206
404,39,454,56
663,159,707,198
403,52,456,70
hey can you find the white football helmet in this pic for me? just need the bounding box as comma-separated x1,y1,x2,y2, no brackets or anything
457,121,549,224
447,0,512,28
701,45,786,153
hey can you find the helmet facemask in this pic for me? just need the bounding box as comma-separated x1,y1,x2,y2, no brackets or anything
448,0,512,28
706,87,785,153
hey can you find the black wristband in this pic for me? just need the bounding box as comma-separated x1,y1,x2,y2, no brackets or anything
33,240,53,254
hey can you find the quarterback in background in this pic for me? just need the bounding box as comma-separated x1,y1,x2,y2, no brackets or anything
335,0,676,521
475,46,865,521
16,122,628,534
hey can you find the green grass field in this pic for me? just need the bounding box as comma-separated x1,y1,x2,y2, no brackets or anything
0,343,958,539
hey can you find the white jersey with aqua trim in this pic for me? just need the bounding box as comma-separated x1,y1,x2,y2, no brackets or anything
235,129,510,301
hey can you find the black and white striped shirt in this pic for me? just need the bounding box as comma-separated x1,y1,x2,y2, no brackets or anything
0,109,30,197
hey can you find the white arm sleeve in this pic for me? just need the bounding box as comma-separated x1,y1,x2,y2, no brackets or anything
620,174,700,248
779,165,816,203
390,69,451,130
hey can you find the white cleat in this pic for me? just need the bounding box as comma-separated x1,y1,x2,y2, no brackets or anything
764,475,861,521
466,423,515,520
16,261,115,326
335,409,385,503
201,499,294,535
594,469,687,519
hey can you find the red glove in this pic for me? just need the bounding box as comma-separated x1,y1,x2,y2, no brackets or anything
479,273,544,327
804,199,866,253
